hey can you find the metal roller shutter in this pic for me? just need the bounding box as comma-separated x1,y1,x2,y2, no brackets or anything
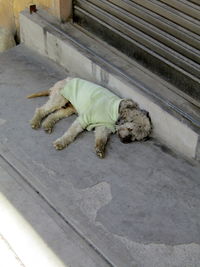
73,0,200,106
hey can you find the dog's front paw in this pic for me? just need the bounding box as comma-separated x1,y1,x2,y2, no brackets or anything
53,139,66,150
95,146,105,159
30,119,41,129
96,150,104,158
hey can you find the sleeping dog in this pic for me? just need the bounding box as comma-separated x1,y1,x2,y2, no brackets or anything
28,77,152,158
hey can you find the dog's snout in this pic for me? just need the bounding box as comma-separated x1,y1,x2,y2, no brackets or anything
120,135,132,144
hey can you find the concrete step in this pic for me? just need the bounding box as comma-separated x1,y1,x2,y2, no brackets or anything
0,157,109,267
19,9,200,161
0,44,200,267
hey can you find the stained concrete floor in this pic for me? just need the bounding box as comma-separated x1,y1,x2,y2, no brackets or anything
0,45,200,267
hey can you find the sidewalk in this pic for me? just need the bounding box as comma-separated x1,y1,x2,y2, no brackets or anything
0,45,200,267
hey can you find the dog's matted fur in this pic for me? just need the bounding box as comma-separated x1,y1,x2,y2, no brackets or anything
28,77,152,158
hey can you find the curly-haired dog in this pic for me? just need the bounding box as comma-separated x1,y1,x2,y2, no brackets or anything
27,77,152,158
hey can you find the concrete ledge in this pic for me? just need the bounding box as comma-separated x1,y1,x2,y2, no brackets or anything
19,9,200,160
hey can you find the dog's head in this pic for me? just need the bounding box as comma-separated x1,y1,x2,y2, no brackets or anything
116,99,152,143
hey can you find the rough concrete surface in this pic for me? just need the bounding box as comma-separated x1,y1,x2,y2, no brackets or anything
0,45,200,267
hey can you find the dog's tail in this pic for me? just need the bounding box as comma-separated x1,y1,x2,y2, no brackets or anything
26,90,50,99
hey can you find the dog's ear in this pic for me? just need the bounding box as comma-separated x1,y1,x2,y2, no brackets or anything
119,99,138,112
117,99,139,124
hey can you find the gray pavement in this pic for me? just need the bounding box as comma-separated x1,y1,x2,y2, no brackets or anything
0,45,200,267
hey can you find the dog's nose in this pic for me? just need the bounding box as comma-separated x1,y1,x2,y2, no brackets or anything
120,135,132,144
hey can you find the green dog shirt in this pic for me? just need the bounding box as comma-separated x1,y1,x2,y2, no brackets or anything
60,78,121,132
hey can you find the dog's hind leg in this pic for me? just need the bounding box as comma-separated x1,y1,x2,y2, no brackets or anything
30,89,67,129
94,126,112,158
42,105,76,133
53,118,84,150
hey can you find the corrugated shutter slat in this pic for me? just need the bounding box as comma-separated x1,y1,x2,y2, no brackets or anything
73,0,200,105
